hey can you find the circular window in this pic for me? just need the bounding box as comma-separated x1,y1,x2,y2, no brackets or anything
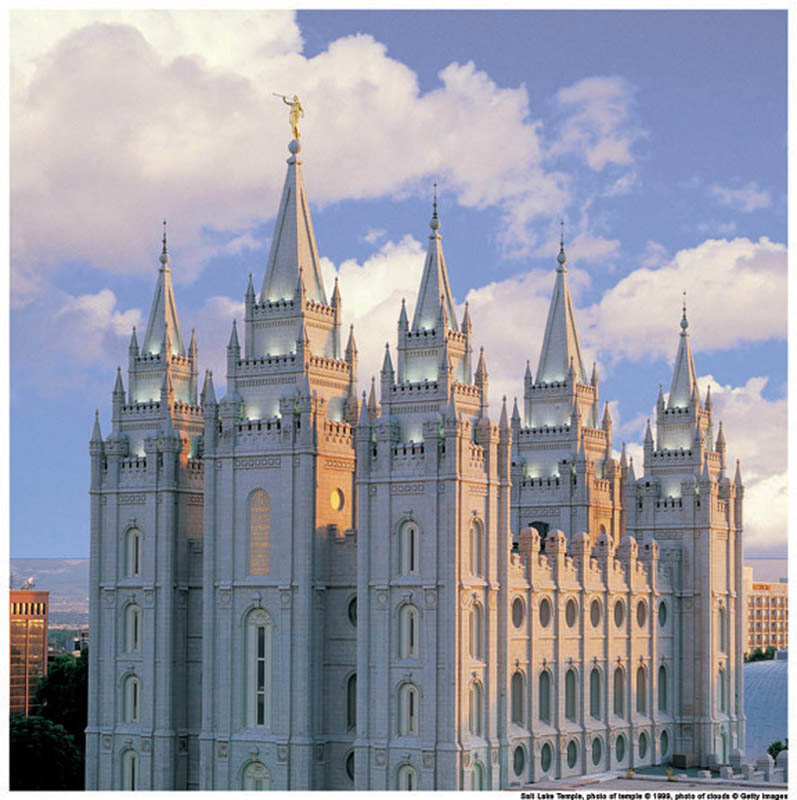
639,731,648,759
658,601,667,627
513,745,525,776
347,597,357,626
660,730,669,757
331,488,345,511
539,597,552,628
566,598,577,627
512,598,524,628
592,736,603,766
614,599,625,628
567,740,578,769
540,742,552,772
346,751,355,781
637,600,647,627
616,734,626,763
590,599,601,628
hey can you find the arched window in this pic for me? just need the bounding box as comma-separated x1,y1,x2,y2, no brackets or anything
469,603,483,660
471,520,485,577
636,666,647,714
613,667,624,717
511,671,524,725
125,529,141,578
658,665,668,711
124,675,140,723
539,670,551,723
590,667,601,719
639,731,648,759
565,668,577,721
616,734,626,763
242,761,270,790
660,729,669,757
400,605,419,659
718,668,726,712
347,673,357,730
125,604,140,653
248,490,271,576
397,764,417,790
513,745,526,776
540,742,553,772
719,606,727,652
471,761,484,790
121,749,138,790
567,740,578,769
245,609,272,728
469,681,483,736
592,736,603,766
399,522,419,575
399,683,419,735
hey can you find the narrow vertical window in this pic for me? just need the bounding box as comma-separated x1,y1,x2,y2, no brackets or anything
614,668,624,717
511,672,524,725
658,665,668,711
470,604,483,660
121,749,138,790
397,764,417,790
400,605,419,659
125,605,140,653
124,676,140,723
242,761,270,790
718,669,726,712
245,609,272,728
469,681,483,735
347,673,357,730
636,666,647,714
539,670,551,723
565,668,577,721
400,523,419,575
471,761,484,790
125,529,141,578
719,606,727,652
590,667,601,719
399,683,419,735
471,520,484,577
249,490,271,576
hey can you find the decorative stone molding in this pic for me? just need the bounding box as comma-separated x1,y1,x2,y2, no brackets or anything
368,486,377,495
325,458,355,471
119,493,146,505
218,587,232,607
424,590,437,608
102,735,113,751
235,456,281,470
376,591,388,610
143,589,155,607
103,589,116,607
141,737,152,754
422,751,434,769
277,745,288,762
462,752,470,766
391,483,424,495
491,748,498,764
217,741,228,759
280,589,292,608
468,485,488,496
374,749,386,766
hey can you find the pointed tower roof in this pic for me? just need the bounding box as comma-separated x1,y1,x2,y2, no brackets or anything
667,294,698,409
535,224,587,384
345,325,358,359
411,188,458,332
734,458,743,486
142,220,185,356
201,370,217,406
91,410,103,443
260,139,327,305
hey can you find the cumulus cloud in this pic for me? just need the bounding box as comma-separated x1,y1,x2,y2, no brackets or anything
709,181,772,213
11,12,642,304
581,237,786,363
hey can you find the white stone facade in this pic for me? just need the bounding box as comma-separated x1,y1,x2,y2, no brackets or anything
86,138,745,790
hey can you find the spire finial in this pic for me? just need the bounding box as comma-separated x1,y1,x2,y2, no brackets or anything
160,219,169,266
681,290,688,333
430,181,440,232
557,218,566,270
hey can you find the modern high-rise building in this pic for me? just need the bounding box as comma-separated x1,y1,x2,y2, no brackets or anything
742,568,788,655
86,130,746,790
10,590,49,716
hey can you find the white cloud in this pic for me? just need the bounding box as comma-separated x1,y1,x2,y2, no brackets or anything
640,240,668,269
709,181,772,213
11,14,643,302
582,237,786,363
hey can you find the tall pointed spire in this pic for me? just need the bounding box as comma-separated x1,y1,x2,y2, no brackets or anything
411,185,458,332
536,222,587,384
142,220,185,357
667,292,698,409
260,138,327,305
91,409,103,443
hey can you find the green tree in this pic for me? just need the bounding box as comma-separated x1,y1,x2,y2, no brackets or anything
10,715,83,790
34,651,88,755
767,738,788,760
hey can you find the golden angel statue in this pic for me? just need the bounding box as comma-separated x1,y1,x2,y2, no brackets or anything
273,93,304,139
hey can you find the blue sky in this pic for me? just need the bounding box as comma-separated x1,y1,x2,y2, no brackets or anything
10,10,786,558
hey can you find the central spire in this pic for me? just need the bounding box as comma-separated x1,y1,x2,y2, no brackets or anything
142,220,185,356
411,186,458,332
536,225,587,384
260,138,327,305
667,293,698,409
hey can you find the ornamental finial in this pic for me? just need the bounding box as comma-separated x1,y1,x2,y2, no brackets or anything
274,92,303,141
557,219,567,269
160,219,169,266
681,291,688,333
430,181,440,232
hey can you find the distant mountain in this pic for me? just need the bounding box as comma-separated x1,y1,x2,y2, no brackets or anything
10,559,89,625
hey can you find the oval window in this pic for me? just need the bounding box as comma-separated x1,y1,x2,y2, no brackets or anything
512,598,524,628
539,597,552,628
660,730,669,757
616,734,626,763
639,731,648,759
540,742,552,772
658,601,667,627
637,600,647,627
567,740,578,769
348,597,357,626
331,488,345,511
566,598,577,628
614,599,625,628
346,751,355,781
592,736,602,766
590,599,601,628
513,745,525,776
